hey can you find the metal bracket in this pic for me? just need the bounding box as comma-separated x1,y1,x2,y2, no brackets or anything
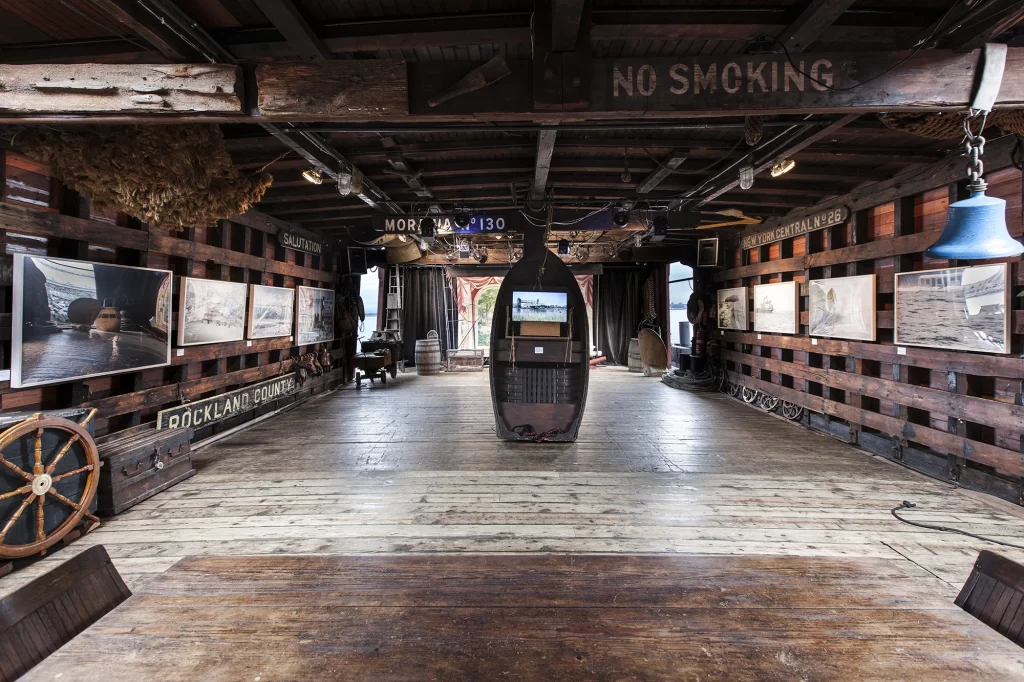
970,42,1007,114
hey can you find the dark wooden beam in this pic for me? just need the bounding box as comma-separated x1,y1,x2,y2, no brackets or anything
637,150,687,195
530,127,558,202
940,0,1024,52
380,137,442,214
777,0,857,52
549,0,589,52
251,0,331,60
89,0,199,61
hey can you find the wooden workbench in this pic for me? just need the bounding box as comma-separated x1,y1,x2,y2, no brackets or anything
21,554,1024,680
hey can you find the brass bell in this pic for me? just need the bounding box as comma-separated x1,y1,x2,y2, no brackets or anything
924,181,1023,260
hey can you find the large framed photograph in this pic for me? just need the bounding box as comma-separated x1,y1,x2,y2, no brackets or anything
12,255,172,388
896,263,1009,354
716,287,747,330
295,286,335,345
177,277,247,346
809,274,877,342
697,238,719,267
752,281,799,334
247,284,295,340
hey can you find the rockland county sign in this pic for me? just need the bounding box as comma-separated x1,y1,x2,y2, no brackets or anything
156,374,297,429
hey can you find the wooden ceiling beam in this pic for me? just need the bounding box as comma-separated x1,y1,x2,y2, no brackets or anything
777,0,858,53
636,150,687,195
529,127,558,202
939,0,1024,52
88,0,201,61
250,0,331,60
549,0,589,52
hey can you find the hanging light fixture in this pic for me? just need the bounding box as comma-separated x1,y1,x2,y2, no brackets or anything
925,113,1023,260
302,168,323,184
738,165,754,190
770,158,796,178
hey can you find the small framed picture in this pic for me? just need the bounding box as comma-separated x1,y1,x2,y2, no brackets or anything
697,237,719,267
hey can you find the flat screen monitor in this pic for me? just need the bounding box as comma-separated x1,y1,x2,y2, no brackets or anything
512,291,568,323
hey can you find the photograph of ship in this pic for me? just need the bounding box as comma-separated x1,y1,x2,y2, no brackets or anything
247,284,294,339
296,286,335,345
716,287,747,330
511,291,568,322
178,278,247,346
697,238,719,267
752,281,799,334
809,274,877,342
896,264,1009,353
12,255,172,388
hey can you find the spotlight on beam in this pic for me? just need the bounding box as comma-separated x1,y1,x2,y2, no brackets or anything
770,158,796,178
302,168,323,185
613,210,630,227
455,210,471,228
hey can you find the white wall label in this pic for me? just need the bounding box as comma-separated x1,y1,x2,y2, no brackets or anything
534,346,543,354
757,333,762,340
176,348,185,357
810,338,818,345
897,346,907,355
246,340,253,347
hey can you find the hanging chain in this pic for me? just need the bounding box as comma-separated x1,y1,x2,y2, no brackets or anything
963,110,989,188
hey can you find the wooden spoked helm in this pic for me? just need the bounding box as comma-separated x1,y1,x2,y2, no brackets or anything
0,410,100,559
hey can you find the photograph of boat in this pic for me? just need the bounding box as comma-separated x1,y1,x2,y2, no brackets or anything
895,264,1009,353
296,286,335,345
12,255,172,388
511,291,568,322
752,281,799,334
716,287,747,330
178,277,247,346
247,284,294,339
809,274,876,341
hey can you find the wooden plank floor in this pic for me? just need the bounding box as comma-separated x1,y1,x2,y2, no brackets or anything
3,367,1024,598
20,554,1024,681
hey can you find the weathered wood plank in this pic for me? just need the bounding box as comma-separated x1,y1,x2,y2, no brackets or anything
0,64,242,114
0,200,148,250
256,61,408,118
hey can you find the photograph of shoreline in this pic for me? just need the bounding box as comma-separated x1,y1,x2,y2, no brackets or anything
512,291,568,322
296,286,335,345
896,264,1009,353
809,274,876,341
248,284,294,339
178,278,247,346
12,255,172,388
752,281,799,334
716,286,747,330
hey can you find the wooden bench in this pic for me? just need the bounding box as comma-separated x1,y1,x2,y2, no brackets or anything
955,550,1024,646
0,545,130,681
96,424,195,516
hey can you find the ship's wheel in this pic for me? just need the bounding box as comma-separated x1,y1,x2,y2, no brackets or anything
0,410,100,559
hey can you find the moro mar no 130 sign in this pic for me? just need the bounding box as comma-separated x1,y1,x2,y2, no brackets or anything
156,374,297,430
741,207,849,251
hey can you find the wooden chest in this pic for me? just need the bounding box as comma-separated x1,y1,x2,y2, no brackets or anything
96,424,195,516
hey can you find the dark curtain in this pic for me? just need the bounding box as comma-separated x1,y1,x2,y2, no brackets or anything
653,263,671,365
401,266,453,365
595,268,644,365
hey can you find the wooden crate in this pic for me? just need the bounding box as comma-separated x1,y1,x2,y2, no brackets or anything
446,349,485,372
96,424,195,516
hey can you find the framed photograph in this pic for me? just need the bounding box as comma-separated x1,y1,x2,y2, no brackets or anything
716,287,747,330
296,285,335,345
177,277,247,346
809,274,877,342
12,255,172,388
752,281,799,334
247,284,295,339
697,238,719,267
895,263,1009,354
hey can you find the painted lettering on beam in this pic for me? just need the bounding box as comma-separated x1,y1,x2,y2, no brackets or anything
156,374,298,430
741,207,849,250
611,59,834,97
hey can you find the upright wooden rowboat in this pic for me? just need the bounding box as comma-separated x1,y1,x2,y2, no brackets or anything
489,233,589,442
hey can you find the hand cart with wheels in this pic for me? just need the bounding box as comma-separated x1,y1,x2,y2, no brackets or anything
351,349,392,388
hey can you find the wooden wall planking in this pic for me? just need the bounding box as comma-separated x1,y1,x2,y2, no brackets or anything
715,164,1024,503
0,153,348,438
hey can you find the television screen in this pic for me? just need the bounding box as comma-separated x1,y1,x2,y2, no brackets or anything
512,291,568,322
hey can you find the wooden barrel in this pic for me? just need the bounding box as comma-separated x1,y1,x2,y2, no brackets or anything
627,337,642,373
415,331,442,375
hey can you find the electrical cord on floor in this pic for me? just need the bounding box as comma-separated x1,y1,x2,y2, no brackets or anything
891,501,1024,551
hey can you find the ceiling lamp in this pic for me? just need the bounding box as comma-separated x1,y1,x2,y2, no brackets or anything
454,210,471,228
738,165,754,190
613,209,630,227
925,114,1023,260
770,158,796,178
302,168,323,184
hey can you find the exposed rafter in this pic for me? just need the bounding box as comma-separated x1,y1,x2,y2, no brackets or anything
529,127,558,202
636,150,687,195
380,137,442,214
250,0,331,60
777,0,857,52
550,0,589,52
